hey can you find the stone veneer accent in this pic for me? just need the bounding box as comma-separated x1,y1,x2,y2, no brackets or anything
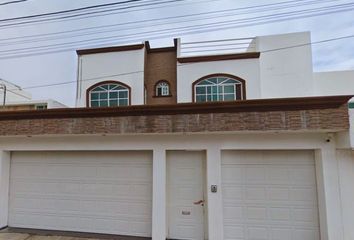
144,49,177,105
0,103,349,136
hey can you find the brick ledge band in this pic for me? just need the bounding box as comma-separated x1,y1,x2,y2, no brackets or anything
0,95,351,121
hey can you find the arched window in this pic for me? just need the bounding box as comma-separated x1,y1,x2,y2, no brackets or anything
155,81,170,96
193,74,245,102
88,81,130,107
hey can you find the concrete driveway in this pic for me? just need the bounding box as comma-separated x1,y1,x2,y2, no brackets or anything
0,233,102,240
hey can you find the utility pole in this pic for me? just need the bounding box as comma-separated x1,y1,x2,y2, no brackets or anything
0,83,6,107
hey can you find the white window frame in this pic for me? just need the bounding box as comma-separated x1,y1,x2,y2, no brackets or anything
156,81,170,96
194,77,242,102
89,83,129,107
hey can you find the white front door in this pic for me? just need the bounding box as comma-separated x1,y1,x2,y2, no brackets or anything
167,151,205,240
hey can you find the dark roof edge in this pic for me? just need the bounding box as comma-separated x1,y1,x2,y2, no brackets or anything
145,40,177,53
0,95,351,121
76,44,145,55
177,52,260,63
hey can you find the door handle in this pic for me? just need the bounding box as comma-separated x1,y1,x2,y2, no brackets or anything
193,200,205,206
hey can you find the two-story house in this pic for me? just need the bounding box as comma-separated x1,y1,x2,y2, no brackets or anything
0,32,354,240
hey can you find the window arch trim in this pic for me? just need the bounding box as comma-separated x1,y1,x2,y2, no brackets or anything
154,80,172,97
86,80,131,107
192,73,246,102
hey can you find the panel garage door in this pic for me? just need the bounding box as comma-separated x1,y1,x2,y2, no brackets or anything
222,150,320,240
9,151,152,238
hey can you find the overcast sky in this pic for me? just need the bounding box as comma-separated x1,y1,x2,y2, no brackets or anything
0,0,353,107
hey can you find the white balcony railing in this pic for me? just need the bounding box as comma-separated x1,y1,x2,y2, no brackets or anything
178,37,257,57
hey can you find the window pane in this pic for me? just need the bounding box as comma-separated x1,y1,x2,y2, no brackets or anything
100,100,108,107
92,86,102,91
109,100,118,106
207,86,212,94
224,94,235,101
100,92,108,100
157,88,162,96
101,85,109,90
109,84,117,90
224,85,235,94
91,92,99,100
212,86,217,95
212,94,218,101
119,99,128,106
218,86,223,94
119,91,128,98
207,94,212,101
91,101,99,107
217,77,227,84
109,92,118,99
208,78,217,84
116,85,126,90
197,80,210,85
196,95,205,102
196,87,205,94
162,87,169,95
225,79,239,84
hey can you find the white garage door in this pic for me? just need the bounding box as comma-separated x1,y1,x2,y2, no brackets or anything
9,151,152,238
222,150,320,240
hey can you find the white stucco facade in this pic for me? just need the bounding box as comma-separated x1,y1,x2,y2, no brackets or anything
0,133,353,240
76,47,145,107
314,70,354,96
177,59,260,102
256,32,314,98
75,32,354,107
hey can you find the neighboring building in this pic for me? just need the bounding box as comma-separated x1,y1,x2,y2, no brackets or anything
0,78,66,111
0,78,32,104
0,32,353,240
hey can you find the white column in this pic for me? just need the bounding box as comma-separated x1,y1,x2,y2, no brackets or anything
0,151,10,229
152,149,166,240
315,144,344,240
206,147,224,240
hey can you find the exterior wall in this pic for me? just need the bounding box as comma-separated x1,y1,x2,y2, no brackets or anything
0,104,348,136
76,48,145,107
177,58,260,103
144,50,177,105
256,32,314,98
336,149,354,240
314,71,354,96
0,151,10,229
0,132,352,240
349,107,354,148
74,32,354,107
46,99,67,109
336,150,354,240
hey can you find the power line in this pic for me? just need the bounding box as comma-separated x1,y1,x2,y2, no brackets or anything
0,0,27,6
0,1,352,58
23,71,145,90
0,0,192,28
0,0,333,51
0,0,338,39
4,33,354,93
0,0,144,22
